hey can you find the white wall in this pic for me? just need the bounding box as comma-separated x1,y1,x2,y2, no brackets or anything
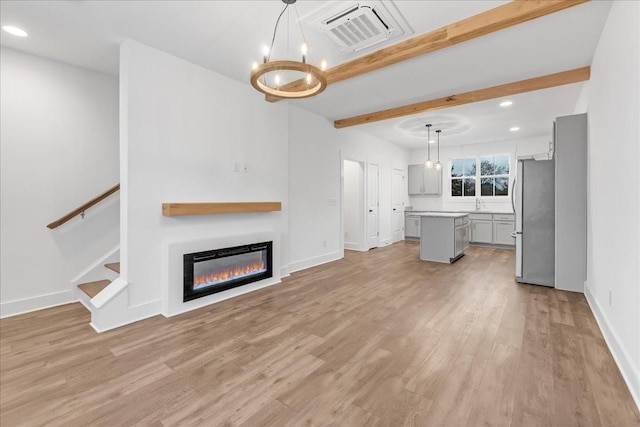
288,105,409,271
408,136,549,212
120,41,288,314
0,47,120,317
288,106,342,270
338,128,411,247
575,1,640,407
343,160,364,250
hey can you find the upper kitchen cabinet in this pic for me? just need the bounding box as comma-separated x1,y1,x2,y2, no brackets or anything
408,164,441,195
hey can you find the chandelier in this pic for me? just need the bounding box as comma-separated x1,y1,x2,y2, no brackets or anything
250,0,328,99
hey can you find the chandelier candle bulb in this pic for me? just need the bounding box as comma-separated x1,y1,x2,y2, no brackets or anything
262,45,270,63
321,60,327,71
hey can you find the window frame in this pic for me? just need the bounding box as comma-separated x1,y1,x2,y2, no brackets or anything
449,154,511,199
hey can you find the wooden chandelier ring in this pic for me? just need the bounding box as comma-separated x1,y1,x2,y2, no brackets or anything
250,60,327,99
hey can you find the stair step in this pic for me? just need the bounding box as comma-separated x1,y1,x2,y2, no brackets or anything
78,280,111,298
105,262,120,273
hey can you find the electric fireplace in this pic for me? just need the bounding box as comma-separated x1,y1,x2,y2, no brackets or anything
183,241,272,302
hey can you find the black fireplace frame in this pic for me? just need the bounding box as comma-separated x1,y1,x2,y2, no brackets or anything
183,241,273,302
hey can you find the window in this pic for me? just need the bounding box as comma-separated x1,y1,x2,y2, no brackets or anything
480,155,510,196
450,155,510,197
451,158,476,197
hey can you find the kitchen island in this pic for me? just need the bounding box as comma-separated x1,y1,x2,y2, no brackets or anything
418,212,470,263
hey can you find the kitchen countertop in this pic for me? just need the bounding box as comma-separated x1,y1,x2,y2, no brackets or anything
414,212,469,218
406,210,513,215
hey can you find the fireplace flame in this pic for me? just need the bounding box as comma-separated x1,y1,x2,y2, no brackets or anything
193,259,266,290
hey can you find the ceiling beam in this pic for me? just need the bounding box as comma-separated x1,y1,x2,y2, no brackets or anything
333,66,590,128
266,0,590,102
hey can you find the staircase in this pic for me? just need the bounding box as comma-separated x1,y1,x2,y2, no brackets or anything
46,185,131,332
77,261,120,307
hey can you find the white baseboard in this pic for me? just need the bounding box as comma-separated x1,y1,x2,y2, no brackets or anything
345,247,368,252
584,284,640,411
288,251,343,274
0,290,73,318
344,242,360,250
90,299,161,333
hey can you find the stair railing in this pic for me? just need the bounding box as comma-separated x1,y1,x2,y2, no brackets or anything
47,184,120,229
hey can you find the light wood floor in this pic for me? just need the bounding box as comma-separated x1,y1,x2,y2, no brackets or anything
1,243,638,426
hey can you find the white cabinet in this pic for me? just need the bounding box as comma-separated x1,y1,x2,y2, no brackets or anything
471,220,493,243
494,221,515,245
463,224,470,251
405,215,421,239
420,215,469,263
423,168,441,195
408,164,441,195
408,166,423,195
455,223,470,256
468,213,514,246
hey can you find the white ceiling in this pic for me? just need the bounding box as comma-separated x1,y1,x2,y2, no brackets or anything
0,0,612,148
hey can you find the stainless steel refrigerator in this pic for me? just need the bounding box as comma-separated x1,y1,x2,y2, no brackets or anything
512,158,555,287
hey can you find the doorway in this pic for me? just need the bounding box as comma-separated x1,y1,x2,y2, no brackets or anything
392,168,405,242
343,159,365,251
367,163,380,249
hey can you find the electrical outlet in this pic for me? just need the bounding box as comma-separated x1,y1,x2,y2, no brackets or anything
243,163,249,173
322,240,327,248
232,161,241,172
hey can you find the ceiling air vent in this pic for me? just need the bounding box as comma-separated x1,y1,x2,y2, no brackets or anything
323,5,391,51
315,2,411,53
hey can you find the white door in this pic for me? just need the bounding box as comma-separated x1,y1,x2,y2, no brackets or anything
392,169,404,242
367,163,379,249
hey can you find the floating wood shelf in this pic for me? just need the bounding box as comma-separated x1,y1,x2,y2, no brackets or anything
162,202,282,217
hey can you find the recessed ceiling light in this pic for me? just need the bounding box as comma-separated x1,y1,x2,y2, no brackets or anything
510,126,520,132
500,100,513,107
2,26,28,37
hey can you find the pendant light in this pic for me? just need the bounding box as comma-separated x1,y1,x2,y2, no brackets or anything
250,0,328,100
425,124,433,169
434,130,442,171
